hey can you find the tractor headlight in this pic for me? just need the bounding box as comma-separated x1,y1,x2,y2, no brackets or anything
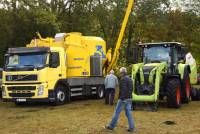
2,86,6,96
38,85,44,96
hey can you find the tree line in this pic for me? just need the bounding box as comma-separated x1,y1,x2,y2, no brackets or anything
0,0,199,68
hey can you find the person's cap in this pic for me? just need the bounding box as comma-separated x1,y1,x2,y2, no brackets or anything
120,67,127,73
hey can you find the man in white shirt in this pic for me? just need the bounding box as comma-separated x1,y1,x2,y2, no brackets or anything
104,70,118,105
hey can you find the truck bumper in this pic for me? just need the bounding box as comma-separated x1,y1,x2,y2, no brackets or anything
2,90,56,103
3,97,56,103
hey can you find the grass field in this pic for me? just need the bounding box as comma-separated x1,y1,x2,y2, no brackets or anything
0,97,200,134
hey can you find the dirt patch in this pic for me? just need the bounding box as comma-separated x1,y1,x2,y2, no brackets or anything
163,121,176,125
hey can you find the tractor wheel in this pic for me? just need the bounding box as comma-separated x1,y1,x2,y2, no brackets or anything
197,90,200,101
54,85,70,105
191,88,199,101
96,85,105,99
132,102,136,110
150,102,158,112
166,78,181,108
181,70,191,103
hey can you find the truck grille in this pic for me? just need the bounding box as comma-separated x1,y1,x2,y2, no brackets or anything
8,86,36,91
9,93,34,97
6,75,38,81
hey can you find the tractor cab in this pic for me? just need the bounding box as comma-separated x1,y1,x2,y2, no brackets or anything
138,42,187,74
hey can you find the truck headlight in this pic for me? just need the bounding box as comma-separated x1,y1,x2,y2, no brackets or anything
38,85,44,96
2,86,6,96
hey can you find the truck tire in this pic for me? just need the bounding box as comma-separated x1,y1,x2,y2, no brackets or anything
181,70,191,103
166,78,181,108
54,85,70,105
96,85,105,99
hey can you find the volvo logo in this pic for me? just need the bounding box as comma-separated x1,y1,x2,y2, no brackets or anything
17,75,24,80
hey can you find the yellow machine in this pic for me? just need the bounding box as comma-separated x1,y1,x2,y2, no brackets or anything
2,0,135,105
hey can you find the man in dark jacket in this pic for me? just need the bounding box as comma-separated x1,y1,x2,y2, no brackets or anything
106,67,135,132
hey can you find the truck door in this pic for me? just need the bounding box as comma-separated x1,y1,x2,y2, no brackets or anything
48,51,62,89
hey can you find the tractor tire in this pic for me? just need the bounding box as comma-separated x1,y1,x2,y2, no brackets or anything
96,85,105,99
150,102,158,112
132,102,136,110
197,90,200,101
166,78,181,108
54,85,70,105
181,69,191,103
190,88,199,101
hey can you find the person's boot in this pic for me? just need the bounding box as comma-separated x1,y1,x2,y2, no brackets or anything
105,125,113,130
127,128,137,133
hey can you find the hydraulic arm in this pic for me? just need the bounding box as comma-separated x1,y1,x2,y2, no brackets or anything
106,0,135,73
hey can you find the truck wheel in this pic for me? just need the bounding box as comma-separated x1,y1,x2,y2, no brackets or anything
96,85,104,99
181,70,191,103
55,85,70,105
166,78,181,108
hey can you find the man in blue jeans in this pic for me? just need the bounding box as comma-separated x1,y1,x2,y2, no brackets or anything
105,67,135,132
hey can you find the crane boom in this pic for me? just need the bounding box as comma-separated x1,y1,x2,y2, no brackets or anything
106,0,135,73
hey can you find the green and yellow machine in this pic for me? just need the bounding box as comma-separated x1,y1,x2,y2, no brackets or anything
129,42,198,110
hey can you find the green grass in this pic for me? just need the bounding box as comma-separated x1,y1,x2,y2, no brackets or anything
0,98,200,134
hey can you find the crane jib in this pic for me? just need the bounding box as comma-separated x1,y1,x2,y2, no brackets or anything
107,0,135,73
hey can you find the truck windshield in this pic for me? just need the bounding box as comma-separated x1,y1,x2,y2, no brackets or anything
5,53,47,70
143,46,170,63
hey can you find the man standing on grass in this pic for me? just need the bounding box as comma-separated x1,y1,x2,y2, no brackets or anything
105,67,135,132
104,70,118,105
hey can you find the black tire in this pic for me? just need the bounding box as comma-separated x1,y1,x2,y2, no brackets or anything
191,88,200,101
166,78,181,108
150,102,158,112
132,102,136,110
181,69,191,103
96,85,105,99
54,85,70,105
0,91,2,99
197,90,200,100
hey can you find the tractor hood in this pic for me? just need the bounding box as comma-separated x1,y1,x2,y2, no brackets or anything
144,63,166,67
143,62,167,74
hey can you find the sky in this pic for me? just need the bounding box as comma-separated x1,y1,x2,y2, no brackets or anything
0,0,193,11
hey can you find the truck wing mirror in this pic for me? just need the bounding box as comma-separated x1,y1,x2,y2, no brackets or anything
127,47,138,64
49,52,60,68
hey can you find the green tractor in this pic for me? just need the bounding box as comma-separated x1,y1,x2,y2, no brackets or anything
128,42,198,110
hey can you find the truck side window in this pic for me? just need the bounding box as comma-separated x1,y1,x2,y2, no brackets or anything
49,52,60,68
